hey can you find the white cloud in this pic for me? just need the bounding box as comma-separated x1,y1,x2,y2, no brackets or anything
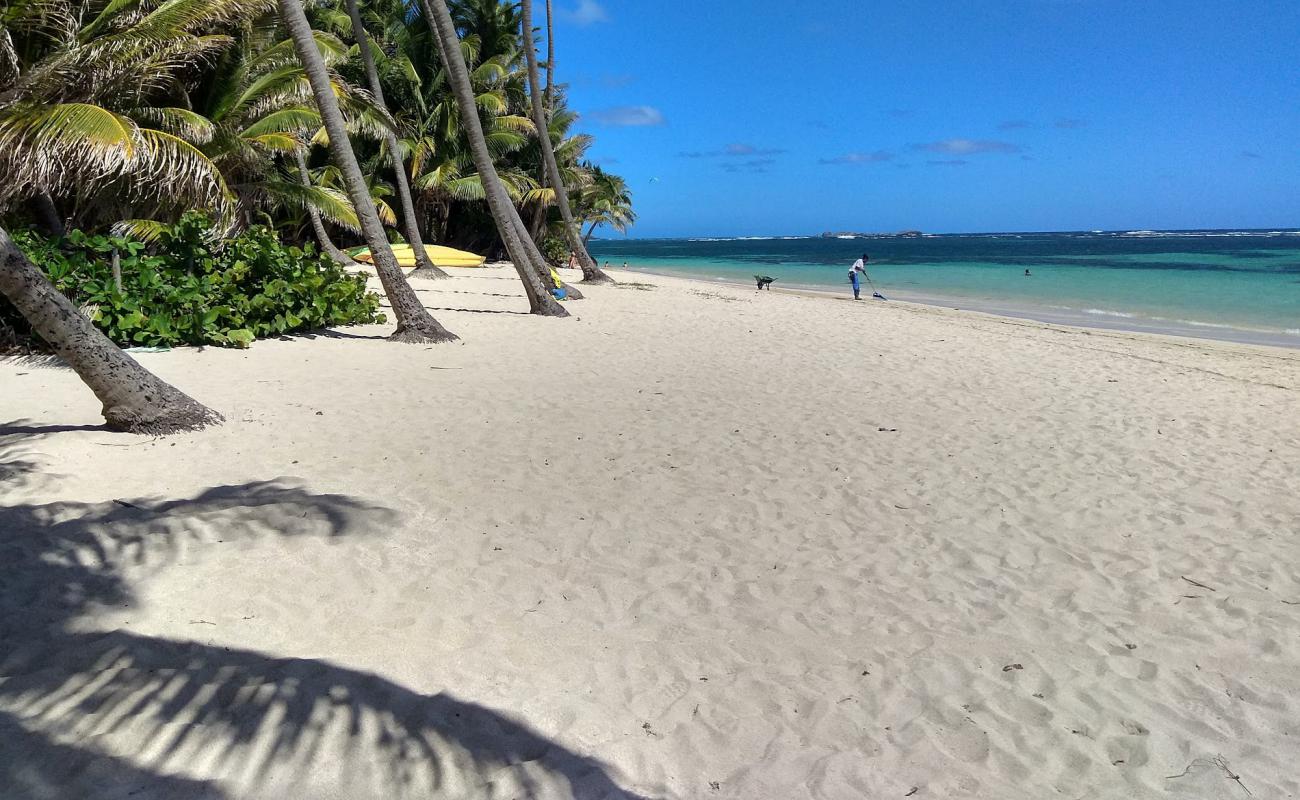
562,0,609,25
586,105,665,127
819,151,894,165
914,138,1022,155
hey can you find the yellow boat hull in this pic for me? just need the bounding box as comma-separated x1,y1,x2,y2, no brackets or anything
353,244,486,268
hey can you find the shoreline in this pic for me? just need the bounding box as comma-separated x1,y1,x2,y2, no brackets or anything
615,265,1300,350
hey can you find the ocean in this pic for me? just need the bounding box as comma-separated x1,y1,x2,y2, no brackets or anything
589,230,1300,348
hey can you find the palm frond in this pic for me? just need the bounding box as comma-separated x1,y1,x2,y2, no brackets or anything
0,102,135,191
132,106,215,143
263,179,361,231
241,106,321,137
111,217,170,242
246,132,300,152
134,127,231,208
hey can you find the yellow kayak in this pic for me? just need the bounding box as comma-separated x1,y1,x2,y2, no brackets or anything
352,244,486,268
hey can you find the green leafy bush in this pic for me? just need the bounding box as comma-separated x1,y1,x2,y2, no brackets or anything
541,234,570,267
3,213,384,349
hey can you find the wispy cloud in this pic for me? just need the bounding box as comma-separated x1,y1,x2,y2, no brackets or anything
678,143,784,159
927,159,969,166
819,150,894,165
560,0,608,25
913,138,1022,155
1054,118,1087,129
1241,151,1263,159
721,158,776,174
998,120,1033,130
587,105,665,127
725,143,783,156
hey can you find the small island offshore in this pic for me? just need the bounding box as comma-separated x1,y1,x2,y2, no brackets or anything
819,229,924,238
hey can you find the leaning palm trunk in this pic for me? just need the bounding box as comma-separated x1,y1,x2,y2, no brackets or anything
344,0,448,280
0,226,220,433
294,149,355,267
543,0,555,110
520,0,613,285
279,0,457,343
509,211,582,299
419,0,567,317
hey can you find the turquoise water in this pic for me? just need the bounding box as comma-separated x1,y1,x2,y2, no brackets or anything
590,231,1300,347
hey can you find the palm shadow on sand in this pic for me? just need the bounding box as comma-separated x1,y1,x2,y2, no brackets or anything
0,442,651,799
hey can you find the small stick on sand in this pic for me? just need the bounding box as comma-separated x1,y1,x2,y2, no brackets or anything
1166,755,1252,797
1181,576,1217,592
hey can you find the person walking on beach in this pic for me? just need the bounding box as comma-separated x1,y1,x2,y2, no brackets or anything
849,254,870,300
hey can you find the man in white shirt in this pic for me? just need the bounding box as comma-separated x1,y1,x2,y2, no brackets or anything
849,254,870,300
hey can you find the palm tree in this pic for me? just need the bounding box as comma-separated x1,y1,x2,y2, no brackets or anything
184,27,384,234
578,165,635,244
418,0,565,317
278,0,457,342
0,0,255,228
343,0,448,280
0,226,220,432
293,146,355,265
519,0,611,284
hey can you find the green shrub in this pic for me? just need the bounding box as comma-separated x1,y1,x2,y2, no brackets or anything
3,213,384,349
541,234,570,267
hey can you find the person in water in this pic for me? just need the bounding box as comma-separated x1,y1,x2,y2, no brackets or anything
1024,269,1032,276
849,254,870,300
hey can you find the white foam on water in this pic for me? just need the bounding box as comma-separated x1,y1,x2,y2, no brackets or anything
1082,308,1136,318
1177,319,1239,329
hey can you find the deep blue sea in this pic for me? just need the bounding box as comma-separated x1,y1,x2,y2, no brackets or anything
590,230,1300,347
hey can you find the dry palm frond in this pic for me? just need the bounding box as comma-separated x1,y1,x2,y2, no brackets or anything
133,106,216,143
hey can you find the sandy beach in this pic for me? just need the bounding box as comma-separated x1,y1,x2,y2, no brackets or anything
3,265,1298,799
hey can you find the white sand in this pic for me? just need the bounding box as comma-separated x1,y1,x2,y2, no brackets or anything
2,266,1298,799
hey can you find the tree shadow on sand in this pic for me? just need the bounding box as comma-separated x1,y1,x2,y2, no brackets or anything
0,443,653,799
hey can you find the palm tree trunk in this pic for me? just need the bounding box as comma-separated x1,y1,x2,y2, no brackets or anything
279,0,457,343
528,193,548,244
344,0,448,280
508,202,583,299
30,193,65,238
418,0,567,317
520,0,613,285
0,226,220,433
543,0,555,111
583,221,598,246
294,149,356,267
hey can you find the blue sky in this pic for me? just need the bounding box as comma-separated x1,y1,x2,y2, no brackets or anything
549,0,1300,237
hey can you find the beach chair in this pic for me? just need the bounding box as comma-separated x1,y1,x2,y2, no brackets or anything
754,275,776,290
